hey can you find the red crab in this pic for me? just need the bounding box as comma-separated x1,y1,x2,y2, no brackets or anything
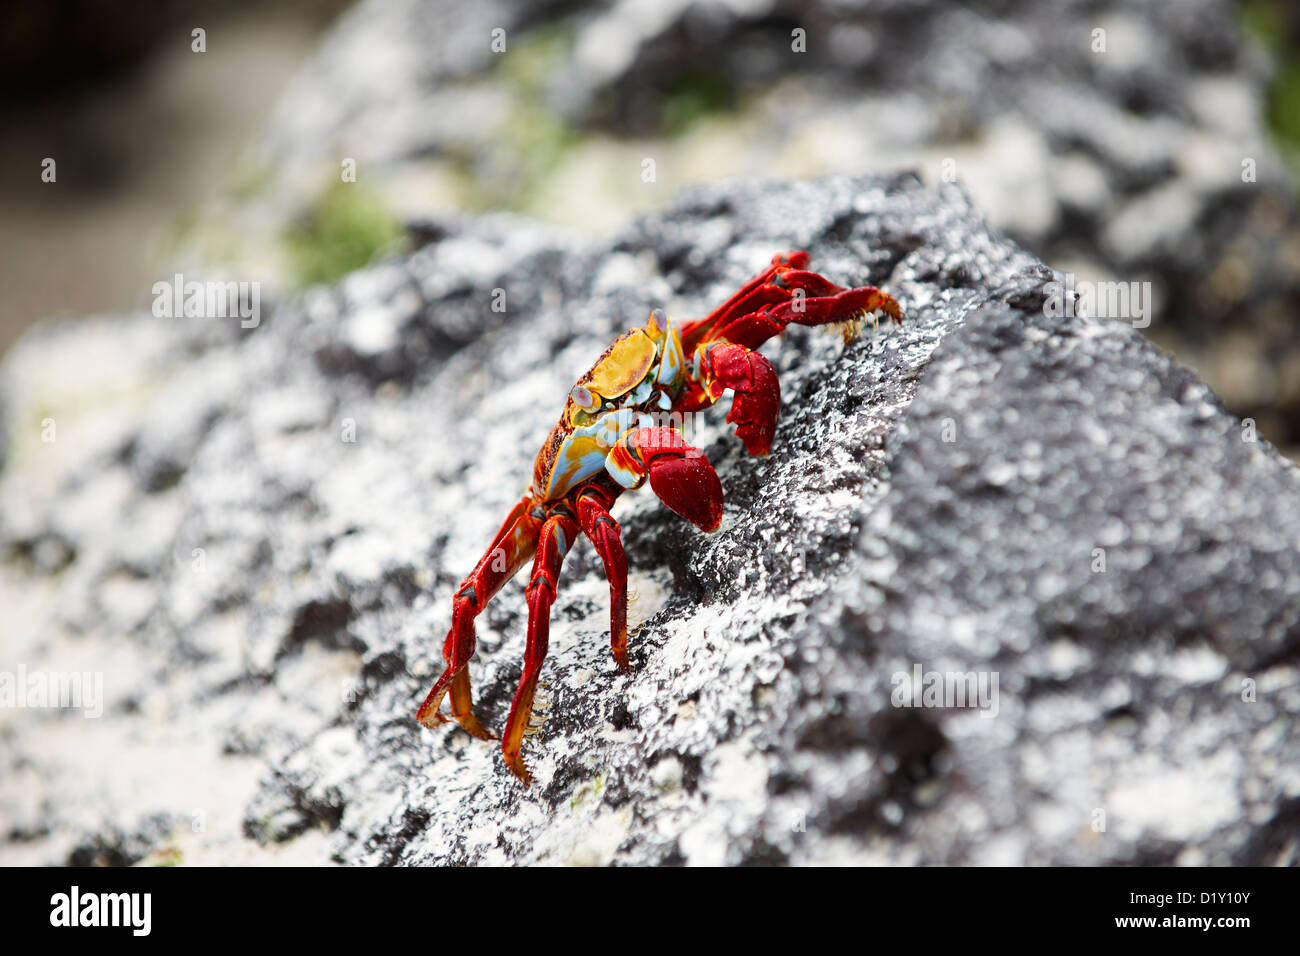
417,251,903,781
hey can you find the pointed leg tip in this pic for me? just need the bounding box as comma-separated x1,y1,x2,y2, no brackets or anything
416,706,446,728
504,752,534,785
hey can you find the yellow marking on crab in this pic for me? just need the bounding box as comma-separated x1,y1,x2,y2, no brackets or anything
586,330,657,401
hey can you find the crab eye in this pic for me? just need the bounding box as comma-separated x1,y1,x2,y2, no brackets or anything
570,384,597,409
648,308,667,332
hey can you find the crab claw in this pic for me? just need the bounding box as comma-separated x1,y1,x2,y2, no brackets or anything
698,342,780,457
649,454,723,533
609,427,723,532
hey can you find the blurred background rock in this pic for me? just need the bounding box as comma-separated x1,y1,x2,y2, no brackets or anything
2,0,1298,453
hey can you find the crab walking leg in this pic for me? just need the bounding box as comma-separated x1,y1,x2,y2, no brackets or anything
575,486,630,672
607,427,724,533
695,341,782,456
502,513,579,782
711,284,903,351
679,251,811,352
678,250,904,351
417,496,542,738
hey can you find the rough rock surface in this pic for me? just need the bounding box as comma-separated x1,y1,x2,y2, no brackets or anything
2,173,1298,866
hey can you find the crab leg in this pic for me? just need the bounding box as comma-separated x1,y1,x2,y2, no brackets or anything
680,250,902,353
711,284,902,351
417,495,542,738
575,486,631,672
502,513,579,782
679,251,810,352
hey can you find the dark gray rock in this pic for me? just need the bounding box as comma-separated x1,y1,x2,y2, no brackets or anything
791,300,1300,865
1,172,1297,866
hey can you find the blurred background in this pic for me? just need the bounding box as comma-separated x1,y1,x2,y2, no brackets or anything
2,0,1298,454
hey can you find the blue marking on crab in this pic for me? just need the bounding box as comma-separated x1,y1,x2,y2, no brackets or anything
543,408,640,499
